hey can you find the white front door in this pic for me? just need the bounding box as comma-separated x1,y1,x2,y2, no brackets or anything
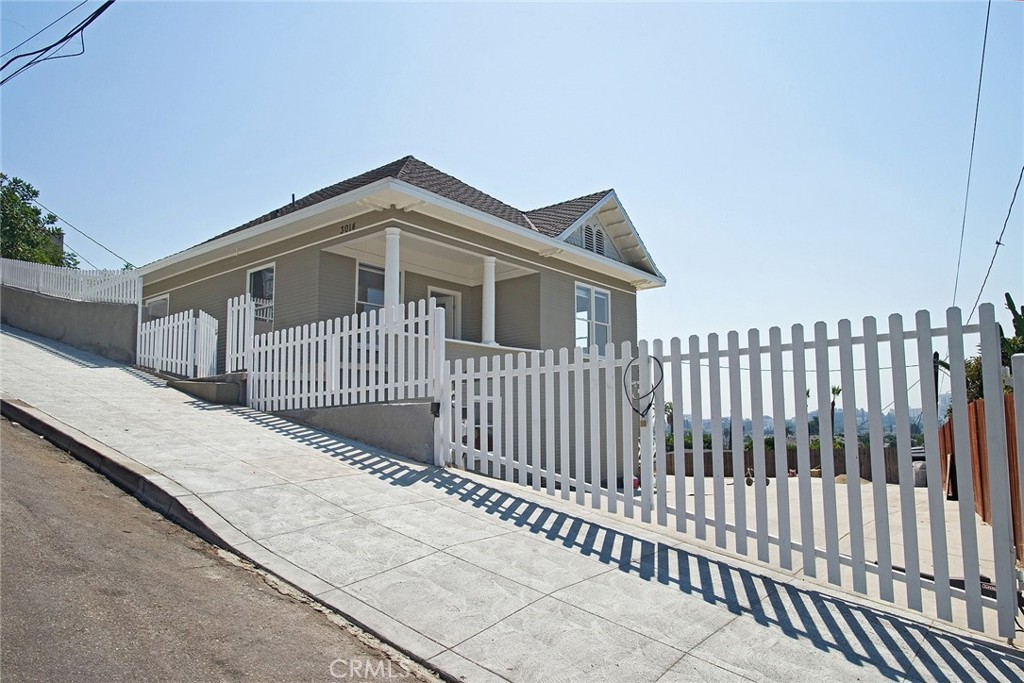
428,288,461,339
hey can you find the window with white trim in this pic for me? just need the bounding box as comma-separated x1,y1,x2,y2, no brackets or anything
247,264,275,322
144,294,169,321
575,283,611,354
357,264,385,316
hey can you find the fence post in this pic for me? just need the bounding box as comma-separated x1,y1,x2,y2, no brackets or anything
979,303,1017,641
431,302,447,466
1014,354,1024,568
245,293,255,372
135,276,144,365
186,314,197,379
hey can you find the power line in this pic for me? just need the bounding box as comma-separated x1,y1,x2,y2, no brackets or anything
0,0,115,87
867,164,1023,427
951,0,993,309
62,243,99,270
0,1,88,59
30,199,134,268
966,164,1024,325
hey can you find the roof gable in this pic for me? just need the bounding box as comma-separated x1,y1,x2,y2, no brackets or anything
552,191,664,282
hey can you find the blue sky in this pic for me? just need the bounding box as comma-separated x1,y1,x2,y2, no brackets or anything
2,1,1021,343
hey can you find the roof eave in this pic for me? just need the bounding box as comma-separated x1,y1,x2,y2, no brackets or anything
388,179,666,289
553,190,665,283
134,178,395,278
137,176,666,291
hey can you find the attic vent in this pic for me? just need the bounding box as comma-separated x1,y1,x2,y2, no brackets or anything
582,224,606,256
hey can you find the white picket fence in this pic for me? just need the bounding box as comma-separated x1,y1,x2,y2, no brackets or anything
138,309,219,378
448,304,1024,639
249,298,446,413
0,257,140,305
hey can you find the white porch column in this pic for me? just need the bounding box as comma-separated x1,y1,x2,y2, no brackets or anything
384,227,401,314
482,255,496,345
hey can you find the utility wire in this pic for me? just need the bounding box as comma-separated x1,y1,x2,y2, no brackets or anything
31,199,133,268
951,0,993,309
859,166,1022,429
63,243,99,270
0,1,88,59
0,0,115,87
966,164,1024,325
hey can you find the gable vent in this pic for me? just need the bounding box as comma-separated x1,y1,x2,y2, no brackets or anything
582,224,606,256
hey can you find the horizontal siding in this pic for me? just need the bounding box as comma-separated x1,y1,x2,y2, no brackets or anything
495,274,540,349
272,248,319,330
611,287,637,348
318,252,356,321
142,209,643,364
540,270,637,353
144,211,384,294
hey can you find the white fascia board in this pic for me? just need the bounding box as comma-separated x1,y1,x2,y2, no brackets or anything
137,176,665,290
553,190,665,283
388,180,665,289
134,178,394,278
606,190,665,282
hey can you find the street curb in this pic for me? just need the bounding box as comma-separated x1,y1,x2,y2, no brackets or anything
0,397,469,683
0,398,230,549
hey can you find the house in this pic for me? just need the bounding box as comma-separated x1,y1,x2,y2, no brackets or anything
136,156,665,370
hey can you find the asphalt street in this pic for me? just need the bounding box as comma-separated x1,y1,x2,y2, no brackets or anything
0,417,440,683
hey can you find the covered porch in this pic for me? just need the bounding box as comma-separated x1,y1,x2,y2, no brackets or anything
322,225,539,356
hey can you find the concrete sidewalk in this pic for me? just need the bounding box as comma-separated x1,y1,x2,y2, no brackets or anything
2,325,1022,683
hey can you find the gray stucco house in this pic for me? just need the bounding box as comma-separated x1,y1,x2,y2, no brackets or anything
137,156,665,369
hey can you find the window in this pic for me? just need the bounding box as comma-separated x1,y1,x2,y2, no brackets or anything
582,224,606,256
144,294,169,321
247,264,275,322
575,283,610,354
357,264,385,316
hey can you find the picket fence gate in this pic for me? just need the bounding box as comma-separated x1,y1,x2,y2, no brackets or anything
447,303,1024,640
138,309,219,379
1,257,141,305
226,294,255,372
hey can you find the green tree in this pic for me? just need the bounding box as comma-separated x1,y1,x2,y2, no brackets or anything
682,431,713,450
1,174,77,267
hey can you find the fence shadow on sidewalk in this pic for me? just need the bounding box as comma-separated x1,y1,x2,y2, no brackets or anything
184,401,1023,683
8,319,1020,682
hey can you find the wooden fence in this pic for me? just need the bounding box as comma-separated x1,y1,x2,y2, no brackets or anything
938,393,1022,562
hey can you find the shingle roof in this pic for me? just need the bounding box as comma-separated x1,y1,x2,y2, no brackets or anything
525,190,612,237
204,156,611,244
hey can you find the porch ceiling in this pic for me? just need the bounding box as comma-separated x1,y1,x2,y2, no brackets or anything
322,231,534,287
